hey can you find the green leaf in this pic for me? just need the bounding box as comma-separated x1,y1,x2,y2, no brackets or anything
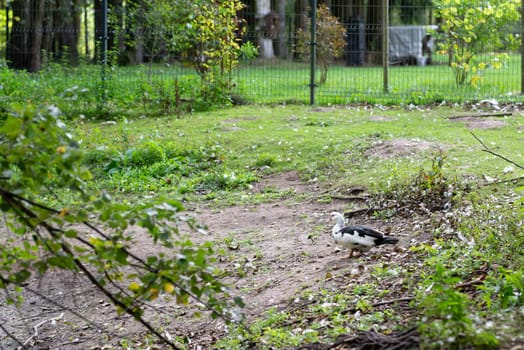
12,269,31,284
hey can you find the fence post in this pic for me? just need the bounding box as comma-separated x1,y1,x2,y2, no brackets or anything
5,5,8,61
100,0,108,103
309,0,317,105
382,0,389,93
521,0,524,94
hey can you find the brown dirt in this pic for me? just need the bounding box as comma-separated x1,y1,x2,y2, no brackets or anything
365,139,444,158
0,170,427,350
449,116,508,129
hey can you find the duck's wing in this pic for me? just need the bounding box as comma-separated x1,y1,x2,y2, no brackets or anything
338,224,384,247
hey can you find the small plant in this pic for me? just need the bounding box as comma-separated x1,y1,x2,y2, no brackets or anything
238,41,259,62
255,152,277,168
126,141,165,167
295,4,346,84
371,152,469,214
417,264,499,349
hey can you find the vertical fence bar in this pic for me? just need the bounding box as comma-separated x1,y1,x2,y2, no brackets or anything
521,0,524,94
100,0,108,103
5,5,9,60
382,0,389,93
309,0,317,105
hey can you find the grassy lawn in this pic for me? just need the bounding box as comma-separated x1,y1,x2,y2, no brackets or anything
68,104,523,349
1,53,521,115
77,105,522,202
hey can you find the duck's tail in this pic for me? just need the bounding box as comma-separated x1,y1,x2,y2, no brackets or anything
379,236,399,245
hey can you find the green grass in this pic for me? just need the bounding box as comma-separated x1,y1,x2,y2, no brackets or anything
233,53,522,104
73,105,523,207
1,53,522,117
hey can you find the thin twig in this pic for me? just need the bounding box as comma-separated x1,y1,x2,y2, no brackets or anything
341,296,415,315
471,132,524,170
22,313,64,347
0,322,26,349
447,112,512,119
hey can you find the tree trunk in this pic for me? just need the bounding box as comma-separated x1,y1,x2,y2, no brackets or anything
366,0,383,64
55,0,81,65
256,0,274,58
7,0,82,71
275,0,288,58
28,0,45,72
7,0,45,72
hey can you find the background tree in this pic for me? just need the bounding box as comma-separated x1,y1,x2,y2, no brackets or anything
295,4,346,85
433,0,520,87
118,0,244,97
7,0,81,71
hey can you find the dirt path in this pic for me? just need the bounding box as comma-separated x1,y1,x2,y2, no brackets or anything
0,171,414,349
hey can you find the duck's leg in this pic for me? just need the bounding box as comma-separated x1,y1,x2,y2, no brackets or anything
348,248,354,258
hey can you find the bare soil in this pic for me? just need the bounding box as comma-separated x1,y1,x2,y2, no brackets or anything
0,138,460,350
0,171,427,350
449,116,508,129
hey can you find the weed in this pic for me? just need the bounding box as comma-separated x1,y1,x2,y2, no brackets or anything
417,263,500,349
255,152,278,168
126,141,165,167
371,152,470,215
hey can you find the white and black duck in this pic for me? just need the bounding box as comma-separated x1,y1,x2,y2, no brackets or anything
330,212,399,258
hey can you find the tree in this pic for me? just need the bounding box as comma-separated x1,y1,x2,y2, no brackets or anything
433,0,520,87
7,0,82,71
0,103,243,348
118,0,244,101
256,0,276,58
295,4,346,85
7,0,45,71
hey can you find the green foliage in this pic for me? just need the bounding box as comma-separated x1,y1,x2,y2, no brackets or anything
413,193,523,349
295,4,346,84
433,0,520,86
238,41,259,62
126,141,166,167
0,104,243,346
371,152,469,214
417,264,499,349
120,0,245,106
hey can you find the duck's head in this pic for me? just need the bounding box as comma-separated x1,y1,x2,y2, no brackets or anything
330,212,345,225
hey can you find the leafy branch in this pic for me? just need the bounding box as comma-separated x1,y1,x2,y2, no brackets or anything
0,104,244,348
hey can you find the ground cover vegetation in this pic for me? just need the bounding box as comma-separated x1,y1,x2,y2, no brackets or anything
0,92,523,348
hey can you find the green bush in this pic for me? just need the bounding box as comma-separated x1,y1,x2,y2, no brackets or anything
126,141,165,167
295,4,346,85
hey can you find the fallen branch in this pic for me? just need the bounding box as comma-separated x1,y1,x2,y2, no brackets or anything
456,278,485,290
447,112,512,119
22,313,64,347
330,195,368,201
343,205,397,218
471,132,524,170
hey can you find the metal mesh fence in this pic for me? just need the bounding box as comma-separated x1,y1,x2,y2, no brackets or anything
1,1,522,106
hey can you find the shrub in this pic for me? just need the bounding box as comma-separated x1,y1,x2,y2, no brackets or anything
433,0,520,87
126,141,165,167
295,4,346,85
